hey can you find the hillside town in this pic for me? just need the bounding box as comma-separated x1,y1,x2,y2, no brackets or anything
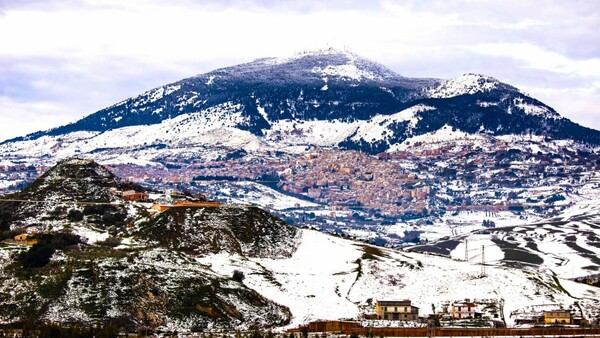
2,140,599,247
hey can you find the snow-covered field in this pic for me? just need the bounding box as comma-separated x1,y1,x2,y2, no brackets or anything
197,228,600,329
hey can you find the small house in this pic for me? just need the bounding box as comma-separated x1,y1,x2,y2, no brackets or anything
375,299,419,320
14,234,29,242
14,233,38,246
452,302,476,319
122,190,149,201
544,310,571,324
151,204,172,212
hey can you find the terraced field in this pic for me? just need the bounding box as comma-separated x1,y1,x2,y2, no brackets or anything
409,199,600,279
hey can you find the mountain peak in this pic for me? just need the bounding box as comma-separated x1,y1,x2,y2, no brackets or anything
17,158,142,204
262,47,359,64
221,47,404,83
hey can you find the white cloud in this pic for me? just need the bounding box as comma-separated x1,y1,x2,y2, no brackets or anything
0,96,80,142
465,43,600,78
0,0,599,138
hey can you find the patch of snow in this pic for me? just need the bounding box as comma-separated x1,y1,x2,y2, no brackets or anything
351,104,434,143
312,64,380,81
72,225,109,244
211,181,320,210
427,74,499,98
390,125,489,152
256,101,270,123
164,85,181,96
513,98,559,119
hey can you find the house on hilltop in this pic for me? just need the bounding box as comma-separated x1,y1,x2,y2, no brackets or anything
375,299,419,320
122,190,149,201
173,201,222,208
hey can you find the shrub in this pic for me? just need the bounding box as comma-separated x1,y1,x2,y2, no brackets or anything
97,236,122,247
68,209,84,221
20,243,55,268
19,232,82,268
232,270,245,283
102,211,127,225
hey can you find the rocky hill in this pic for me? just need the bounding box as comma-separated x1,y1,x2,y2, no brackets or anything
0,158,145,231
0,160,296,331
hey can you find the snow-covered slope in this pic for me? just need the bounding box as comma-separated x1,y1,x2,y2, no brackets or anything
452,199,600,279
425,74,503,98
199,228,600,328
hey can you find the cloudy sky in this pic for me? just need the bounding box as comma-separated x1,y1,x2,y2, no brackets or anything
0,0,599,142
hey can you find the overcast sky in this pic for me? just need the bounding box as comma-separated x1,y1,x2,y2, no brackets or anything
0,0,599,142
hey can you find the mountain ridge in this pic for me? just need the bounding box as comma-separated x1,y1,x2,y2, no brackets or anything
4,48,598,155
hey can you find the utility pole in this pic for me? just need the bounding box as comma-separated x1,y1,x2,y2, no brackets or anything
427,315,437,338
464,239,468,262
481,245,486,277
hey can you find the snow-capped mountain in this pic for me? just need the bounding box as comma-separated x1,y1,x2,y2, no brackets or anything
2,48,599,164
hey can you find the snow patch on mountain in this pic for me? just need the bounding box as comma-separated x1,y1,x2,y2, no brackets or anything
351,104,434,143
312,64,381,81
390,125,489,152
206,75,216,85
212,181,320,210
427,74,499,98
261,48,356,66
0,102,266,160
513,98,560,119
265,119,361,146
133,84,181,107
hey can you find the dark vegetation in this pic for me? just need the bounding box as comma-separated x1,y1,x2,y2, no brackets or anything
1,321,119,338
574,274,600,288
232,270,246,283
19,232,82,268
490,238,544,266
141,206,297,258
409,239,461,256
482,219,496,228
360,245,387,260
